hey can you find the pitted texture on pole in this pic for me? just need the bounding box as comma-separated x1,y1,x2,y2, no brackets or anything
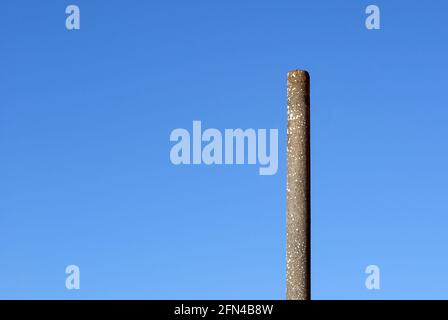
286,70,310,300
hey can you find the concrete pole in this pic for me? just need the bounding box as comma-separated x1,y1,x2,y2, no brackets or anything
286,70,311,300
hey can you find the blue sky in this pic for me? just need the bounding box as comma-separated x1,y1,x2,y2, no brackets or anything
1,0,448,299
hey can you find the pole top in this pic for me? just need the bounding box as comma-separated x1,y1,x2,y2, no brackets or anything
288,70,310,82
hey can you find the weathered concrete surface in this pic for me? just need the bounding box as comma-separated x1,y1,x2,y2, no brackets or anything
286,70,311,300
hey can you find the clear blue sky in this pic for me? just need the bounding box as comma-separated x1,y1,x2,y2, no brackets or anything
1,0,448,299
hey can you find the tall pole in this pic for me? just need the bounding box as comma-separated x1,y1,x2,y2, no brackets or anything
286,70,311,300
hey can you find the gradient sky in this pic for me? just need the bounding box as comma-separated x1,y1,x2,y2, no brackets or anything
1,0,448,299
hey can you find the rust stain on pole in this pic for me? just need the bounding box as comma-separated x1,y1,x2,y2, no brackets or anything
286,70,311,300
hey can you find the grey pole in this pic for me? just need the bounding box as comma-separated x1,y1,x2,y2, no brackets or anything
286,70,311,300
